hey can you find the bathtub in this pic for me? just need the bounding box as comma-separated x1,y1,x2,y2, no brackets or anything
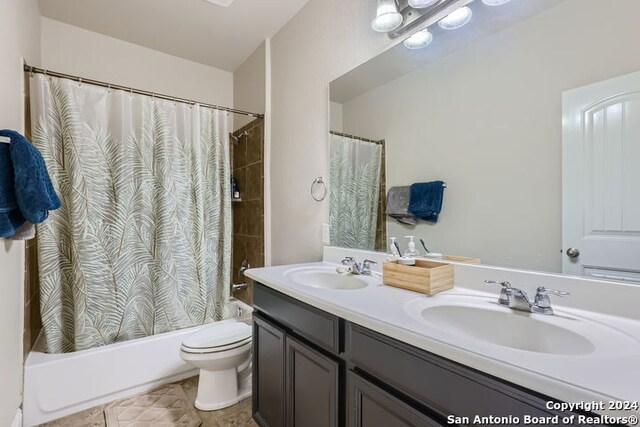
23,298,253,427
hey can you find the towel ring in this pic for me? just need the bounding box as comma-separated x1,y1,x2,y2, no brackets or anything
311,177,327,202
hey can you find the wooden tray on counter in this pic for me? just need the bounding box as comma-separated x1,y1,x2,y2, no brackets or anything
383,259,453,296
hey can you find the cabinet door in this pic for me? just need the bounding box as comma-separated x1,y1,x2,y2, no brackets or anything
253,314,286,427
285,336,340,427
348,372,440,427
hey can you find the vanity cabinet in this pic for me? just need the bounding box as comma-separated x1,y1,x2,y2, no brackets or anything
253,284,341,427
253,283,598,427
253,315,286,427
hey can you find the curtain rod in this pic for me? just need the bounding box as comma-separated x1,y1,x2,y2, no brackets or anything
330,130,385,145
24,64,264,119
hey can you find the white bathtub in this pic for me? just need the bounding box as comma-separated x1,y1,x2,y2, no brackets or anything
23,299,253,427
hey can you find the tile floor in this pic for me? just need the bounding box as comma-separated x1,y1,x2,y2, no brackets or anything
40,376,258,427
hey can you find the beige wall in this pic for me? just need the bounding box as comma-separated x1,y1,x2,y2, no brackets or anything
234,42,266,131
341,0,640,272
269,0,396,264
329,102,343,132
0,1,41,425
40,17,233,107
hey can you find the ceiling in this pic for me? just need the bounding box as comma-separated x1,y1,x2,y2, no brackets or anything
39,0,310,71
331,0,563,103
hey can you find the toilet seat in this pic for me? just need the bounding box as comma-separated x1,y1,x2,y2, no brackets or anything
181,321,252,354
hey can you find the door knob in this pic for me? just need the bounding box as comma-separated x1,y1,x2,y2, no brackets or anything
565,247,580,258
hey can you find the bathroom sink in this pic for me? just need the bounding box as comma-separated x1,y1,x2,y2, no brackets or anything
284,266,368,290
404,294,640,357
419,304,594,355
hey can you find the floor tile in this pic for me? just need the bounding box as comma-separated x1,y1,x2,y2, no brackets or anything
40,376,256,427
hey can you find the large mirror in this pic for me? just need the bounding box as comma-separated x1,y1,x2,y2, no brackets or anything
329,0,640,282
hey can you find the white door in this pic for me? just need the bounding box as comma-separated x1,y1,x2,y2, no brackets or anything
563,71,640,284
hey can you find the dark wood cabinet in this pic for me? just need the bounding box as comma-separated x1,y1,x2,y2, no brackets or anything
348,371,440,427
253,283,600,427
253,314,286,427
253,293,340,427
286,336,340,427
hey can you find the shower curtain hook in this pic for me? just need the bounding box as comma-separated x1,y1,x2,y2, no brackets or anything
129,87,133,98
78,77,82,87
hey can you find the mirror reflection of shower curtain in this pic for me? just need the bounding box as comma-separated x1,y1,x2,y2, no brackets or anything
30,74,232,353
329,134,382,250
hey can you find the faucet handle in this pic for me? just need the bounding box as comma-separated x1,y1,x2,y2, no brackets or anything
484,280,512,288
536,286,570,297
484,280,512,305
361,259,377,274
534,287,570,310
341,256,355,265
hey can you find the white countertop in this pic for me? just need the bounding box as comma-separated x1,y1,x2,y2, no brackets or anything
246,255,640,419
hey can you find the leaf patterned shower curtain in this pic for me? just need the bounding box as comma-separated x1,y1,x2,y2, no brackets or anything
30,74,232,353
329,134,382,250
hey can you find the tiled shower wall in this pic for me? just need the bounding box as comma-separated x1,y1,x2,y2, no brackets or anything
375,141,387,252
24,240,41,357
24,75,41,357
231,119,265,305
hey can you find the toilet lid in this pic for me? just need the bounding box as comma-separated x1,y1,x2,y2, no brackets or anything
182,321,252,350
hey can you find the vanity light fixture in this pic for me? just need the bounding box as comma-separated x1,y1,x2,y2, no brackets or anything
408,0,439,9
438,6,473,30
482,0,511,5
403,28,434,49
372,0,404,32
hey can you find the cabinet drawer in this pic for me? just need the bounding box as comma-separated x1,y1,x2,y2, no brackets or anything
346,323,556,421
348,371,441,427
254,283,340,353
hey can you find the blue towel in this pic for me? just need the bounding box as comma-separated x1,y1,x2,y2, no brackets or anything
0,130,61,237
408,181,445,223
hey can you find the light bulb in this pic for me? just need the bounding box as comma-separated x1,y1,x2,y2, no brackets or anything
372,0,403,32
408,0,439,9
438,6,473,30
482,0,511,5
403,29,433,49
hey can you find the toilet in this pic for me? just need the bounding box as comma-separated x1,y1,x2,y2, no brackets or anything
180,319,252,411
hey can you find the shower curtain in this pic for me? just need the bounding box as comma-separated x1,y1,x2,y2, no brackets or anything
329,134,382,250
30,74,232,353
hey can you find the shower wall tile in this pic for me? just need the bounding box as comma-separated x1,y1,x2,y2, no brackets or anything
232,133,248,170
233,202,247,235
231,119,264,306
375,141,387,252
23,83,42,358
245,200,264,237
245,163,262,201
23,238,41,358
232,235,248,284
233,167,246,200
246,239,264,270
246,126,263,165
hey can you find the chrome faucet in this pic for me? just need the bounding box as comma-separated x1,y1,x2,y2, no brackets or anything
341,257,377,276
484,280,570,315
